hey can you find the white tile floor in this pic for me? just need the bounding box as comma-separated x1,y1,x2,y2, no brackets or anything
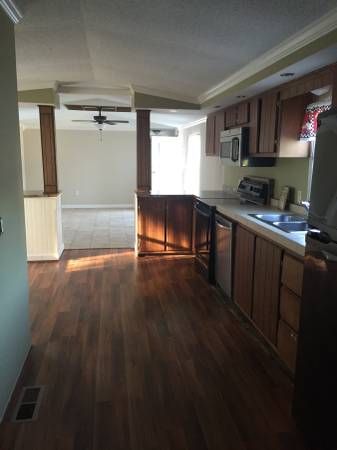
62,208,135,249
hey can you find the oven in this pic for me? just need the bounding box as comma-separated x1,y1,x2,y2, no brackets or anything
194,199,216,283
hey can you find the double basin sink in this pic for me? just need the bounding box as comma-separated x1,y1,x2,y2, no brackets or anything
250,213,308,234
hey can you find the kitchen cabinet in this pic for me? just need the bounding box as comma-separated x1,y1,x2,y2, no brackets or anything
137,195,193,254
214,110,225,155
138,197,166,253
258,91,280,155
252,236,282,344
281,254,304,297
248,98,260,155
166,197,193,251
205,113,216,156
279,286,301,332
233,226,255,317
277,93,311,157
225,102,250,128
206,110,224,156
277,319,298,373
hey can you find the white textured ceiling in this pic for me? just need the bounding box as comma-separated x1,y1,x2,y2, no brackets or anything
15,0,337,100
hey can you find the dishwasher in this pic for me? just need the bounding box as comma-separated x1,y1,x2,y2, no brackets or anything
215,214,233,299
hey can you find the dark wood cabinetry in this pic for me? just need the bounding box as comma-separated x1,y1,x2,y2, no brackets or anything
138,197,166,253
206,111,224,156
225,102,250,128
252,237,282,344
233,226,255,317
205,113,216,156
258,91,280,155
166,197,193,251
137,196,193,254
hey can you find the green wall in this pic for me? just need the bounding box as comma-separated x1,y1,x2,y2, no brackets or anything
0,9,31,419
224,158,310,202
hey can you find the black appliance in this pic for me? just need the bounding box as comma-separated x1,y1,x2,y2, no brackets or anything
293,108,337,450
194,199,216,283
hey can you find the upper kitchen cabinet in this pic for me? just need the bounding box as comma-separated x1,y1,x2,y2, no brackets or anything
205,113,216,156
277,93,312,158
258,91,280,155
225,102,250,128
206,110,225,156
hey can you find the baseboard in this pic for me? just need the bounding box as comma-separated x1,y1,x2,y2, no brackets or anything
0,344,31,423
62,204,133,209
27,244,64,262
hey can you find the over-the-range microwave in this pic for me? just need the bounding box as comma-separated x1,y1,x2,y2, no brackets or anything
220,127,275,167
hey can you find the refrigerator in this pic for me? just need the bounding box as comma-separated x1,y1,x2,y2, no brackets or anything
293,108,337,450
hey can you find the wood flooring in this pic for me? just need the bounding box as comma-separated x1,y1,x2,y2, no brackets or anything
0,250,307,450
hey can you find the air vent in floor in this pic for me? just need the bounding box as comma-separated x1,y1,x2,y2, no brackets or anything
12,386,45,422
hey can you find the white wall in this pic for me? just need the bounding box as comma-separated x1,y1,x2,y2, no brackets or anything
181,121,224,191
22,129,137,206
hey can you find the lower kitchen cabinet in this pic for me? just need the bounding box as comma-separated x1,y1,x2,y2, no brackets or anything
277,319,298,373
137,195,193,254
138,197,166,253
233,225,255,317
252,237,282,345
166,197,193,251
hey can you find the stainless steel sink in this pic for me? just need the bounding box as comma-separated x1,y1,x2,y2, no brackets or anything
251,213,304,223
249,213,308,234
273,221,308,233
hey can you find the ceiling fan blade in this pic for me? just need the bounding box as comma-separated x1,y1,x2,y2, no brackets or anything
71,120,96,123
104,120,129,124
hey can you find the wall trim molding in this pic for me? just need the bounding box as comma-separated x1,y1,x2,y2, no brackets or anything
27,244,64,262
62,204,134,209
199,6,337,105
0,345,31,423
180,117,206,130
0,0,22,24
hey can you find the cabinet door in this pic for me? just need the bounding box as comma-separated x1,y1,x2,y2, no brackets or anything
138,197,166,252
166,198,193,251
225,107,237,128
233,226,255,317
214,110,225,155
278,94,311,157
206,114,216,155
277,319,298,373
252,237,282,344
248,98,260,155
258,91,279,154
236,102,250,125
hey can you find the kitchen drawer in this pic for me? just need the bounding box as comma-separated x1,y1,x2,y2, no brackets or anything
281,254,304,296
280,286,301,332
277,319,298,374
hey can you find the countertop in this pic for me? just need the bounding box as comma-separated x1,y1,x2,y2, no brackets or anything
24,191,62,198
136,189,238,199
200,198,306,258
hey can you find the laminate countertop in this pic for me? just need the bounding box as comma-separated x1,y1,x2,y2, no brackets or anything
201,198,306,258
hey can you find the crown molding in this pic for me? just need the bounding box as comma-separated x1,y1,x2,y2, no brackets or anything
179,117,206,130
0,0,22,24
198,6,337,104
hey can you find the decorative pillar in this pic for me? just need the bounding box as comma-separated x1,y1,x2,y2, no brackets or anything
136,109,151,191
38,105,58,194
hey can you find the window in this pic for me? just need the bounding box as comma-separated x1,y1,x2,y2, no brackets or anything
183,133,201,193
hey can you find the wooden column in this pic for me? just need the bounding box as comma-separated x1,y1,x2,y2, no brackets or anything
38,105,58,194
136,109,151,191
332,65,337,107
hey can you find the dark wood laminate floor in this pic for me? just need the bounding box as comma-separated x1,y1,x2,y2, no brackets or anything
0,250,307,450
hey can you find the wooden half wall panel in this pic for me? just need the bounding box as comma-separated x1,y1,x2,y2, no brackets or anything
39,105,58,194
137,109,151,191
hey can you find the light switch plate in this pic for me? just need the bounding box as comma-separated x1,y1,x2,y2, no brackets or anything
0,218,3,235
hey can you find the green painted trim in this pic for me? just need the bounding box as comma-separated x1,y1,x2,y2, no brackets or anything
134,91,200,110
18,88,59,107
202,29,337,108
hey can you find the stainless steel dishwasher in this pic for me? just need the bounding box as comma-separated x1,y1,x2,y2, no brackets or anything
215,214,233,299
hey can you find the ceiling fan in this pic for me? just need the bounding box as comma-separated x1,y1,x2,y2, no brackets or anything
71,106,129,129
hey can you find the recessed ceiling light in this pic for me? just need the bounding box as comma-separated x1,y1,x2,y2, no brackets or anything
236,95,246,99
214,105,221,109
169,109,177,113
280,72,295,77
